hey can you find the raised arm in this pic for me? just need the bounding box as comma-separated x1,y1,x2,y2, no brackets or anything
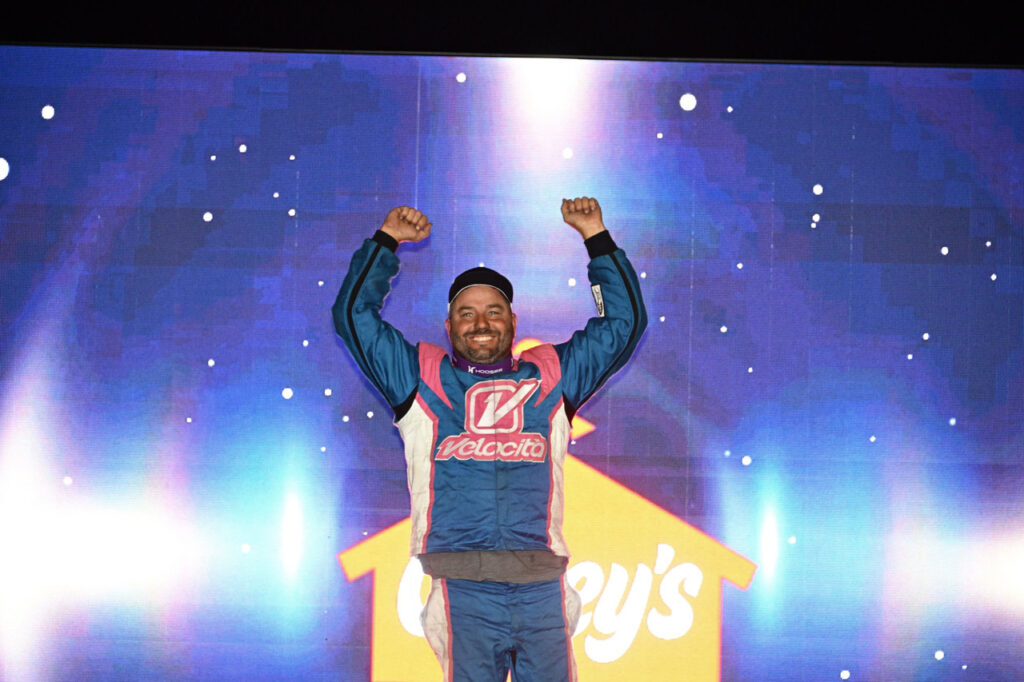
554,197,647,415
332,207,432,413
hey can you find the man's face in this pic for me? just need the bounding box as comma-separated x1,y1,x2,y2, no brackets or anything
445,285,517,365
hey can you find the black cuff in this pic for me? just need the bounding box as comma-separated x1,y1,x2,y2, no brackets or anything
372,229,399,253
584,230,618,259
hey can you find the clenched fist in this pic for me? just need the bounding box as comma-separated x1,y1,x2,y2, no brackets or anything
380,206,432,244
561,197,607,240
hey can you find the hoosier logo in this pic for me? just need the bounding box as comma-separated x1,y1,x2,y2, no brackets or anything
434,379,549,462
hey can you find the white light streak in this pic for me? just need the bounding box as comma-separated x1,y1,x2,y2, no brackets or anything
281,492,304,579
760,508,779,583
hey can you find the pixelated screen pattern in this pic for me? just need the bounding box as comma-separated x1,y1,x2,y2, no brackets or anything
1,46,1023,680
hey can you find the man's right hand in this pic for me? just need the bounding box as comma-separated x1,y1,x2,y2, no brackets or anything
380,206,432,244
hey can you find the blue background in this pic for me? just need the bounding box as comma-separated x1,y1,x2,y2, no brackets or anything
1,46,1022,680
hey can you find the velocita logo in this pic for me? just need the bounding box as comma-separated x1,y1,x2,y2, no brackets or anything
338,341,756,681
436,379,548,463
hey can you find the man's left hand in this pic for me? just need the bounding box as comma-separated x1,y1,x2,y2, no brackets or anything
561,196,607,240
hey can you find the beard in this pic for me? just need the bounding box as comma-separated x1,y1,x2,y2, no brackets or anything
451,329,513,365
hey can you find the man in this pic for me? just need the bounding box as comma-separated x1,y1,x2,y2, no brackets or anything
333,197,646,681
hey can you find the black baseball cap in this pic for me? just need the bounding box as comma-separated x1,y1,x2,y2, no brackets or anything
448,267,513,305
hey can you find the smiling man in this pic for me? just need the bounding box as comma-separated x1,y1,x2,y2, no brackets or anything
333,197,647,682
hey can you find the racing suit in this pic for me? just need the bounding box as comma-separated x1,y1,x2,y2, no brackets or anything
333,228,646,681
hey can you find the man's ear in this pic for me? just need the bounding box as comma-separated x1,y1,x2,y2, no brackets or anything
444,316,451,336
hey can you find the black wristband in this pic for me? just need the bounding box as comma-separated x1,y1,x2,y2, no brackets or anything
584,230,618,259
372,229,399,253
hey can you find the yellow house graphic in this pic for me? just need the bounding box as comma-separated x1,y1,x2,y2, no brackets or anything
339,454,756,681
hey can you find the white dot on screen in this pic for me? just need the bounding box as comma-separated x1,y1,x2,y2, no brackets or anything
282,387,294,399
210,155,217,161
840,672,850,680
41,104,55,119
659,315,666,322
342,415,349,422
741,456,752,466
813,184,824,195
812,213,821,222
478,262,485,267
288,208,296,217
991,273,997,281
241,544,251,554
289,154,296,161
456,72,467,83
736,262,743,269
320,446,326,452
724,450,731,457
720,326,728,333
207,358,215,367
239,144,247,153
788,536,796,544
640,271,647,279
940,246,949,255
362,531,368,536
869,435,876,442
0,158,10,182
562,147,574,159
273,192,280,198
811,222,817,229
986,240,992,247
962,665,967,670
907,353,914,360
949,418,957,426
747,367,753,373
656,132,663,139
922,332,930,341
186,417,192,423
324,388,332,396
318,280,324,287
366,411,374,418
726,105,734,113
568,278,577,286
302,339,309,347
679,93,697,111
935,650,944,661
203,212,213,222
63,475,73,486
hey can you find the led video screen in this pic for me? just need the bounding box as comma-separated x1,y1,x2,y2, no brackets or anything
1,46,1022,680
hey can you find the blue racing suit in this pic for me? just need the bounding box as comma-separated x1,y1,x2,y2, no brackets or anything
333,228,646,681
